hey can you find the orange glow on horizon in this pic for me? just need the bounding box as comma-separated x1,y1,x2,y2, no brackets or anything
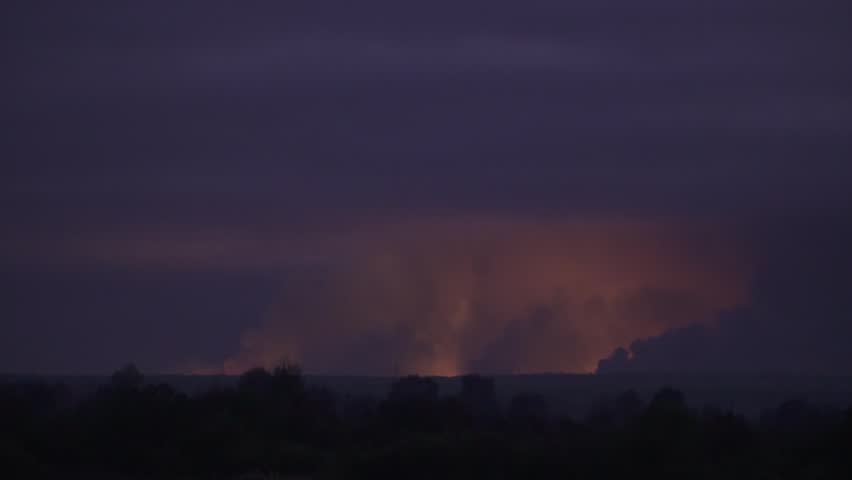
213,216,749,376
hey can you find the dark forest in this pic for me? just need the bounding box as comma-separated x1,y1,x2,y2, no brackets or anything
3,364,851,479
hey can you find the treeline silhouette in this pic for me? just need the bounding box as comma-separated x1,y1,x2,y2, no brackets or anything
2,363,851,479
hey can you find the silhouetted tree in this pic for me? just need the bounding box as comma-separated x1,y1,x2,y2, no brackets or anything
238,367,273,395
702,410,752,465
388,375,439,403
614,389,643,419
587,389,645,429
272,361,304,396
630,387,698,478
760,398,826,433
508,392,549,422
5,366,852,478
380,376,441,433
109,363,144,390
459,374,499,417
648,386,687,414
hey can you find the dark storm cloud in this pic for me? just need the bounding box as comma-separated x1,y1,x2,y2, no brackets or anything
2,1,851,373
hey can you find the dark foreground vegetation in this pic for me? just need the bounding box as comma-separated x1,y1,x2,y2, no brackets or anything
2,364,851,479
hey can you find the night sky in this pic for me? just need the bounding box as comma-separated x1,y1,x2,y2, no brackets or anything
2,1,851,375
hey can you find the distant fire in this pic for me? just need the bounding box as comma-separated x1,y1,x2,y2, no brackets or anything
218,217,748,375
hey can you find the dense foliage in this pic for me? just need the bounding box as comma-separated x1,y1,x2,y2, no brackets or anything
2,364,850,479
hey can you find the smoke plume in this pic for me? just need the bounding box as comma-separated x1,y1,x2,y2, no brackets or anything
220,217,747,375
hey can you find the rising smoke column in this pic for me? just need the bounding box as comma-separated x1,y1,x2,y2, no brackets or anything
222,217,748,375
